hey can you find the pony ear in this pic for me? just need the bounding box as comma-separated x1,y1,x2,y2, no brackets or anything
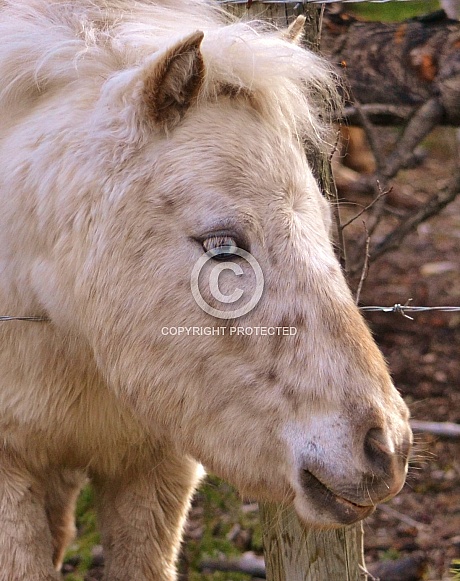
282,15,306,45
142,30,205,130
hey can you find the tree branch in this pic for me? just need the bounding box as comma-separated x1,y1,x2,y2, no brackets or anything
371,168,460,261
410,419,460,439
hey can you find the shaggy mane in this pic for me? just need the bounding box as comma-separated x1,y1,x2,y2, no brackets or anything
0,0,340,150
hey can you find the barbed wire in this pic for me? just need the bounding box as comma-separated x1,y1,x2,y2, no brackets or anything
0,316,49,322
359,304,460,320
1,305,460,323
220,1,416,4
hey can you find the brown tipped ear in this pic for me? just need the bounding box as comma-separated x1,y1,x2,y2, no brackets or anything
143,30,205,130
282,15,306,45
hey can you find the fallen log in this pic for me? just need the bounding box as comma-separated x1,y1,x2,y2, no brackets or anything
200,551,429,581
321,10,460,126
200,552,266,577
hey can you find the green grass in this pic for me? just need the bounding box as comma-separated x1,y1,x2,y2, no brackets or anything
63,485,100,579
347,1,441,22
63,476,262,580
185,476,260,581
381,547,401,561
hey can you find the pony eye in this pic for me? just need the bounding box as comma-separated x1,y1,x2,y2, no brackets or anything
202,236,239,260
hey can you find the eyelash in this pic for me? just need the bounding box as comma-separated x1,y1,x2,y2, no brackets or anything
202,235,239,260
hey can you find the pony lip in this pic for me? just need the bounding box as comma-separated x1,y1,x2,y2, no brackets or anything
301,470,375,525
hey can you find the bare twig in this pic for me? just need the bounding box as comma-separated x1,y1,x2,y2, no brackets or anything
359,564,379,581
340,187,390,231
367,181,392,239
355,223,370,305
377,504,430,531
329,129,341,165
347,168,460,278
371,169,460,261
329,167,348,272
347,183,391,278
351,103,390,241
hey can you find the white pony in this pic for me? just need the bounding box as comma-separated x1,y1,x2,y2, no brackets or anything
0,1,412,579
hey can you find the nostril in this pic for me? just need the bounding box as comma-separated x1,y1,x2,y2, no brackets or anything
364,428,393,471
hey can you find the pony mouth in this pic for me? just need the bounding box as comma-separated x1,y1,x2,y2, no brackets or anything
301,470,375,525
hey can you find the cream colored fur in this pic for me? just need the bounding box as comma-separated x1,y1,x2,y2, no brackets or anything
0,1,411,579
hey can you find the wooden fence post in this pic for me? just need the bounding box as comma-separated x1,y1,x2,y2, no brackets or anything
260,504,365,581
220,2,367,580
